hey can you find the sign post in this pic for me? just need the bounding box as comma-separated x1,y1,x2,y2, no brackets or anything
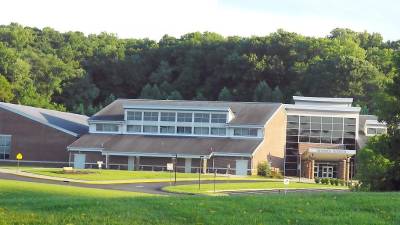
283,178,290,195
167,163,174,186
16,153,23,171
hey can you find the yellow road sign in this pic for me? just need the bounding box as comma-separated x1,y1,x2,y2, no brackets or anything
16,153,23,160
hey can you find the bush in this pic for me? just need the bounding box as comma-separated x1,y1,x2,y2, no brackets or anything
270,170,283,179
257,161,271,177
339,179,345,186
329,178,335,185
314,177,321,184
334,179,339,186
321,178,329,184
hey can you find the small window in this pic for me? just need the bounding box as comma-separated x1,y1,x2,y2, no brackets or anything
127,125,141,133
177,113,192,122
287,115,299,122
160,126,175,134
177,126,192,134
0,135,11,159
332,117,343,124
210,127,226,136
96,124,119,132
194,127,209,135
194,113,210,123
160,112,176,122
376,128,386,134
127,111,142,121
143,125,158,133
344,118,356,125
233,128,258,137
143,112,159,121
211,114,227,123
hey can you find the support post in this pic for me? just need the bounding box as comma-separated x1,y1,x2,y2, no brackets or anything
105,154,109,169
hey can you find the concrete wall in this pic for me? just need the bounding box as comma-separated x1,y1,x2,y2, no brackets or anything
0,108,77,162
252,106,286,174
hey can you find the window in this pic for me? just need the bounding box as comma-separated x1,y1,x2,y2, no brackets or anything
160,112,176,122
143,112,159,121
127,111,142,121
0,135,11,159
96,124,119,132
211,114,227,123
177,113,192,122
211,127,226,136
194,113,210,123
194,127,209,135
127,125,141,133
177,126,192,134
143,125,158,133
233,128,258,137
160,126,175,134
287,115,299,122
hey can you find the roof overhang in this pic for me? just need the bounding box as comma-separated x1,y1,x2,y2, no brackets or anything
123,104,230,112
303,148,356,161
284,104,361,113
293,96,353,104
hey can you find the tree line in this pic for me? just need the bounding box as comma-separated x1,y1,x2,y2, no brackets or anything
0,23,399,116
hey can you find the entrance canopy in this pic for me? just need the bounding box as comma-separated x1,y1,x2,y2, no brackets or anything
302,148,356,161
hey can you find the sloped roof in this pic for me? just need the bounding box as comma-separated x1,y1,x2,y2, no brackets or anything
68,134,262,157
0,102,89,136
89,99,282,126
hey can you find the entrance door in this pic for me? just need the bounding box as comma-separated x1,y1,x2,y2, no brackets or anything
184,158,192,173
73,154,86,169
321,166,333,178
128,156,135,171
235,160,248,176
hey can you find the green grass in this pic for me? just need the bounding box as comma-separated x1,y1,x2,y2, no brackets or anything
163,181,347,195
0,179,399,225
16,167,269,183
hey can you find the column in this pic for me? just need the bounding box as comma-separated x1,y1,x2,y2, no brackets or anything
135,156,141,170
345,158,350,181
202,158,207,174
105,154,109,169
310,160,315,179
338,160,346,180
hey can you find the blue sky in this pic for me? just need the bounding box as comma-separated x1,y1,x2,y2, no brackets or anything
0,0,398,40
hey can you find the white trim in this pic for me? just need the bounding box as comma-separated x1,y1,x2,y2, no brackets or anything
102,151,210,158
285,104,361,113
88,120,124,124
211,152,252,157
293,96,353,103
67,147,104,152
123,104,230,112
0,103,80,137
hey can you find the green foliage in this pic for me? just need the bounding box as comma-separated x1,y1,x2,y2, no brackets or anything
0,23,397,116
314,177,321,184
257,161,271,177
0,74,13,101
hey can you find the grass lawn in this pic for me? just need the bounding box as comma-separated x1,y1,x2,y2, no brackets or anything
0,179,399,225
163,181,347,195
15,167,268,182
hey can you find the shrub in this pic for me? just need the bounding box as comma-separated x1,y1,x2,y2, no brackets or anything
257,161,271,177
270,170,283,179
334,179,339,186
321,178,329,184
329,178,335,185
314,177,321,184
339,179,345,186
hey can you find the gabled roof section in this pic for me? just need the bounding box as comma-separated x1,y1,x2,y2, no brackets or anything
90,99,282,126
0,102,89,137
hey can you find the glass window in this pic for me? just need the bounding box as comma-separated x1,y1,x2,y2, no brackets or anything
127,111,142,121
177,113,192,122
299,129,310,136
321,123,332,130
311,123,321,130
344,124,356,131
160,112,176,122
143,125,158,133
211,114,227,123
344,118,356,125
194,127,209,135
287,115,299,122
332,131,343,137
367,128,376,135
343,138,356,145
300,123,310,130
309,137,321,143
286,136,298,142
310,130,321,136
286,129,298,136
287,122,299,129
322,117,333,123
299,136,309,142
0,135,11,159
96,124,119,132
376,128,386,134
210,127,226,136
160,126,175,134
321,137,331,143
127,125,141,133
332,117,343,124
143,112,159,121
177,126,192,134
311,117,321,123
344,131,356,138
233,128,258,137
300,116,311,123
332,123,343,130
194,113,210,123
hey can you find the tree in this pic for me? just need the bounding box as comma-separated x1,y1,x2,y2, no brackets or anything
0,75,13,101
167,90,183,100
271,86,283,102
218,87,232,101
139,84,163,99
253,81,272,102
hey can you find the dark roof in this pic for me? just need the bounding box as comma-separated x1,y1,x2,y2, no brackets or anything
90,99,282,126
0,102,89,136
69,134,262,156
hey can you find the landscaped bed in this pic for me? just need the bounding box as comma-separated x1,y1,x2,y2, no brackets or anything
163,181,348,195
0,179,398,225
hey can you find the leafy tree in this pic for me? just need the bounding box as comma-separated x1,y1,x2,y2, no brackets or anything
167,91,183,100
253,81,272,102
271,86,284,102
0,75,13,101
218,87,232,101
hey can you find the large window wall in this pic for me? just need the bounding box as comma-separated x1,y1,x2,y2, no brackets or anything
285,114,357,176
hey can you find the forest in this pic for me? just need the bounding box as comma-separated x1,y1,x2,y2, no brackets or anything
0,23,399,115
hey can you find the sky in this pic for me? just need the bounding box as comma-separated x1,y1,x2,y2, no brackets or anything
0,0,398,40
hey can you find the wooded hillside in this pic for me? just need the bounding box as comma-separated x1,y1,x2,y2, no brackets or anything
0,23,399,115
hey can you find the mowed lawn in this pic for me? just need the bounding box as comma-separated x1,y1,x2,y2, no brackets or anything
163,181,347,195
0,179,399,225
